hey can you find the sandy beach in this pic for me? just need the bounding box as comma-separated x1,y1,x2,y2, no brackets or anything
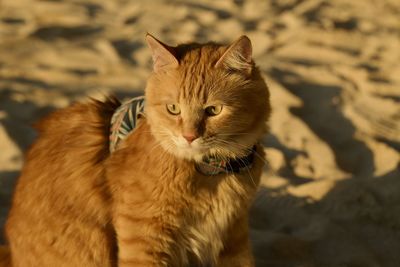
1,0,399,266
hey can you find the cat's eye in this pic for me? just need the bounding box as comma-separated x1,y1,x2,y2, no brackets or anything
166,104,181,115
205,105,223,116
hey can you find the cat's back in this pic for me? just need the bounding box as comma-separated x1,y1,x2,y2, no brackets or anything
9,97,120,212
5,97,120,267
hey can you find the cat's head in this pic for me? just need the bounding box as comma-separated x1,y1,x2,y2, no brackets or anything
145,34,270,162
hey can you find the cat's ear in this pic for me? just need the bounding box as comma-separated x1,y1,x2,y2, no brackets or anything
146,33,179,72
215,35,253,74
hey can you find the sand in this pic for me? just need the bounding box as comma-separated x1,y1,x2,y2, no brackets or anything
0,0,399,266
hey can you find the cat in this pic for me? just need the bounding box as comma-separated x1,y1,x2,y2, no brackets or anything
3,34,270,267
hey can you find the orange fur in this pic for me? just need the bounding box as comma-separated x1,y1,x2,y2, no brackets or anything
5,98,119,267
107,121,265,267
0,245,11,267
4,35,270,267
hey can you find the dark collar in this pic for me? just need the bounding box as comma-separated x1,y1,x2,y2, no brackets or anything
195,146,256,175
110,97,256,175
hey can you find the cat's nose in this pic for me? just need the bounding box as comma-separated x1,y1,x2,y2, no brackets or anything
183,133,198,144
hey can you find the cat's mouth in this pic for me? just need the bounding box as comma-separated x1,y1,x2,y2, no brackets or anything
154,129,257,162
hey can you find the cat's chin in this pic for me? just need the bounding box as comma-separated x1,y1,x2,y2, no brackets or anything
172,149,205,162
167,145,252,163
161,136,256,161
152,140,202,162
171,144,208,162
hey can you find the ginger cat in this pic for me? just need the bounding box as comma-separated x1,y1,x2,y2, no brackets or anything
3,34,270,267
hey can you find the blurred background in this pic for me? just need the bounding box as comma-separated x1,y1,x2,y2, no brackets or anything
0,0,399,266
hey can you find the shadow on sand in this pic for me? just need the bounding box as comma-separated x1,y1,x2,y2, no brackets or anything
251,168,400,267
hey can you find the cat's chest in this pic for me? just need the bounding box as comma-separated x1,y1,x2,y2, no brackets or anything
182,174,246,265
